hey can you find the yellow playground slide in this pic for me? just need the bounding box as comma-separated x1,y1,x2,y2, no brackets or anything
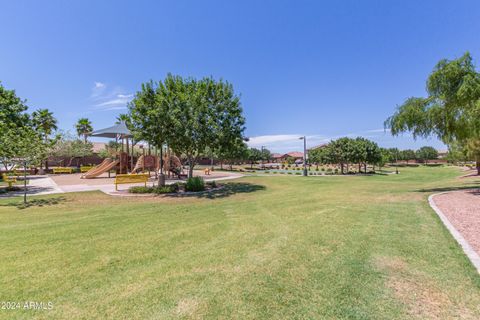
81,158,119,179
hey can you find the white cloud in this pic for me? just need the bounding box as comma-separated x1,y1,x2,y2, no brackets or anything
89,82,133,111
94,82,105,89
94,94,133,107
245,128,443,153
246,134,330,153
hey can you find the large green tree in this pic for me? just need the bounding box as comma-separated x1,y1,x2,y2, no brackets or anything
385,52,480,174
0,83,45,170
128,75,246,178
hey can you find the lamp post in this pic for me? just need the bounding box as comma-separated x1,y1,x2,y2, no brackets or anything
395,151,399,174
299,136,307,176
261,145,265,170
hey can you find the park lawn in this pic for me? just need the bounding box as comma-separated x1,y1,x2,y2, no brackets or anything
0,167,479,319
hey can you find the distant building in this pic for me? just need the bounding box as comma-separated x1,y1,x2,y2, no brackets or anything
277,152,304,162
92,142,107,154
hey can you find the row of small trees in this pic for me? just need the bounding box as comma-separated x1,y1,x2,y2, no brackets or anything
386,146,439,164
308,137,383,174
307,138,440,174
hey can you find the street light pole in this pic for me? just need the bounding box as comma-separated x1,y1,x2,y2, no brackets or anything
261,146,265,170
300,136,307,176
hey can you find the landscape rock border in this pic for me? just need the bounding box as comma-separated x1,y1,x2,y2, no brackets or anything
429,192,480,274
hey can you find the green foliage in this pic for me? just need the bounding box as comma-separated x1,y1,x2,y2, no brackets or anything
416,146,439,163
128,75,246,178
50,132,94,162
75,118,93,143
128,184,179,194
311,137,381,174
247,148,263,168
400,149,416,162
385,52,480,172
0,83,52,168
185,176,205,192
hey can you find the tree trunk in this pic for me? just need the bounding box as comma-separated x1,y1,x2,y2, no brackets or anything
187,156,194,178
364,163,367,173
358,163,361,173
340,163,344,174
476,158,480,175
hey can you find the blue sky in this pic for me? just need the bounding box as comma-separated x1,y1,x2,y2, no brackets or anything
2,0,479,152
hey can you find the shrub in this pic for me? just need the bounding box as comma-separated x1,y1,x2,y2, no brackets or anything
185,176,205,192
287,172,292,175
206,180,217,188
295,172,301,175
129,186,154,194
129,184,179,194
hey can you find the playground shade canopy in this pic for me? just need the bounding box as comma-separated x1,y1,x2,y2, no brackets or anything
91,122,131,138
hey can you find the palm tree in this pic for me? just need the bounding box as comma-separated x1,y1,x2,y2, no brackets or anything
75,118,93,143
32,109,58,172
115,113,130,125
32,109,58,139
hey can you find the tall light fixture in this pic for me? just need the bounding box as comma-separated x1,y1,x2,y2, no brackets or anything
299,136,307,176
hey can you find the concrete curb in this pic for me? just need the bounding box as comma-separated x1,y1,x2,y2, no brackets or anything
428,192,480,274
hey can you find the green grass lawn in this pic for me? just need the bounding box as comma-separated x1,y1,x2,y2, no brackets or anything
1,167,479,319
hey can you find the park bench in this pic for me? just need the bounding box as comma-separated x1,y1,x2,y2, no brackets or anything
80,166,94,173
2,174,17,188
114,174,149,191
52,167,74,174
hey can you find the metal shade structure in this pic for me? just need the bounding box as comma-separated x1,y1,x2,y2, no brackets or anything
91,122,131,138
90,122,133,173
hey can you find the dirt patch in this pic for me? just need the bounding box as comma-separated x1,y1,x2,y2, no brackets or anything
373,255,474,319
175,297,201,318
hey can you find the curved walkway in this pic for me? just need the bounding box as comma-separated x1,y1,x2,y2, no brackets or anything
1,171,244,198
429,189,480,273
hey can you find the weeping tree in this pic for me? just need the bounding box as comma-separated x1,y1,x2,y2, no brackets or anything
385,52,480,174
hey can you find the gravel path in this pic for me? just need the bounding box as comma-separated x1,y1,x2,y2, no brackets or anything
432,189,480,255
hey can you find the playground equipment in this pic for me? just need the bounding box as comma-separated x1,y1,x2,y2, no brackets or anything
131,153,185,178
82,158,119,179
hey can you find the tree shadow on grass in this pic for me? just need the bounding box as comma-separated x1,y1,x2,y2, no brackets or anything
168,182,266,200
0,196,67,209
416,183,480,194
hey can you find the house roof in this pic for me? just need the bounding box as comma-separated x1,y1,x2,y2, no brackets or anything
285,152,304,158
271,153,283,158
92,142,107,153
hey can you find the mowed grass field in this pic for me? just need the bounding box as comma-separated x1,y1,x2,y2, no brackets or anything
1,167,480,319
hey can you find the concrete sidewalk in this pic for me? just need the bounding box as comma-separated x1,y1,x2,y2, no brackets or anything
1,173,244,198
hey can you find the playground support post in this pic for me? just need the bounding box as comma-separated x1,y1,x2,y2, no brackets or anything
23,160,27,204
158,146,165,186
